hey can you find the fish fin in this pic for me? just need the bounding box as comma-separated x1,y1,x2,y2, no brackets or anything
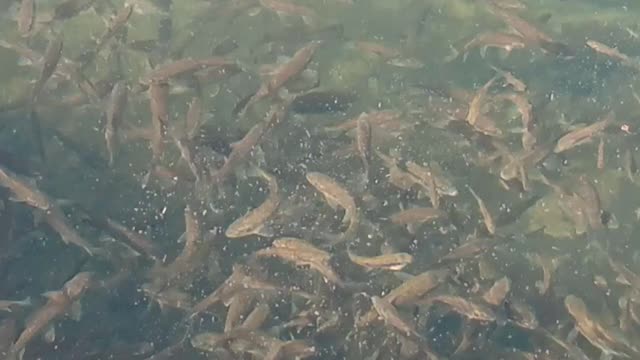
302,16,316,27
43,324,56,343
479,46,488,59
255,224,275,238
42,290,63,300
69,301,83,321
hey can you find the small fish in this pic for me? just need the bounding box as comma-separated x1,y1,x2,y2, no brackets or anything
105,81,128,166
554,111,614,153
405,161,459,197
141,57,236,85
565,295,639,359
431,295,496,322
306,172,359,243
347,250,413,271
357,269,449,327
148,81,170,161
225,168,281,238
103,217,158,260
42,207,95,255
491,65,526,92
587,40,638,69
482,276,511,306
255,238,345,286
244,40,322,113
258,0,317,26
0,297,31,312
490,6,553,45
389,207,446,226
466,76,497,127
370,296,421,338
0,165,54,211
459,32,526,61
10,272,92,355
88,4,134,63
17,0,35,36
467,186,496,235
29,35,64,160
597,137,605,170
212,103,286,185
355,113,372,186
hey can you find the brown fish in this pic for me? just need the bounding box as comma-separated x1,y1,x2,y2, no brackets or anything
460,32,526,61
467,186,496,235
245,40,322,112
103,217,158,260
42,207,95,255
357,269,449,327
587,40,639,69
148,81,170,161
30,35,64,105
355,113,372,186
466,76,497,127
97,4,133,50
29,35,64,159
258,0,317,25
370,296,421,338
141,57,236,85
17,0,35,36
554,111,614,153
0,165,54,211
10,272,92,355
306,172,359,243
565,295,639,359
225,168,281,238
482,276,511,306
255,238,345,286
431,295,496,322
212,103,287,185
347,250,413,271
390,207,446,226
105,81,128,166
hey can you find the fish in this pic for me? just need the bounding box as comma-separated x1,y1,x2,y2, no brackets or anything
255,238,345,286
290,90,355,114
10,272,92,356
306,172,359,244
225,168,281,238
258,0,317,26
466,76,497,127
17,0,35,36
430,295,497,322
212,103,287,185
42,207,96,255
405,161,459,197
347,250,413,271
565,295,639,359
467,186,496,235
0,165,54,211
459,32,526,61
370,296,421,338
243,40,322,113
357,269,449,327
0,297,31,312
148,81,170,161
389,207,446,226
554,111,614,153
587,40,639,69
482,276,511,306
28,35,64,160
355,113,372,186
141,57,236,85
105,81,128,166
